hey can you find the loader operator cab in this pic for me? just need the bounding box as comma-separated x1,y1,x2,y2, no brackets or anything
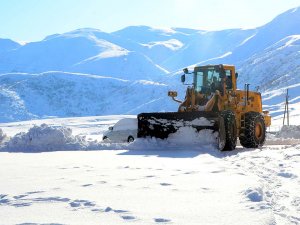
169,64,238,112
194,66,224,95
182,64,236,96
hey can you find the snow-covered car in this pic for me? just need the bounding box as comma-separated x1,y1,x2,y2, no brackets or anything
102,118,137,143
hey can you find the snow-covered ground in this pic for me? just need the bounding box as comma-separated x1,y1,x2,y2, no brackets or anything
0,115,300,225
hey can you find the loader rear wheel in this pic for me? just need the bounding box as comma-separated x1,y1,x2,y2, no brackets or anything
239,112,266,148
220,110,237,151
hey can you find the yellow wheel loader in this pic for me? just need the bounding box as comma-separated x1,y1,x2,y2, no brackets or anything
137,64,271,151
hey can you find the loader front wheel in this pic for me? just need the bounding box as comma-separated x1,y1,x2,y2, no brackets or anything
127,136,134,143
239,112,266,148
220,110,237,151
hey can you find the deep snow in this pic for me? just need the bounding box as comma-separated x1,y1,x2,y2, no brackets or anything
0,115,300,225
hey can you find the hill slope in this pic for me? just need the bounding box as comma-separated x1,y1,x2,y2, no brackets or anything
0,72,177,122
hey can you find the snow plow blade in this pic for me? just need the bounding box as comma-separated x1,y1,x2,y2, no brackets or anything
137,111,225,149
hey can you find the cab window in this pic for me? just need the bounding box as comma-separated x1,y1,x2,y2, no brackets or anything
225,70,233,89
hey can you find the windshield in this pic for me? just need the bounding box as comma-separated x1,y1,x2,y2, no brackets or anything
194,67,222,93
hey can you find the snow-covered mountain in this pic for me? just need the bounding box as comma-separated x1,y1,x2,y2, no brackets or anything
112,26,257,72
229,7,300,64
239,35,300,91
0,29,167,80
238,35,300,118
0,71,178,122
0,38,21,55
0,6,300,122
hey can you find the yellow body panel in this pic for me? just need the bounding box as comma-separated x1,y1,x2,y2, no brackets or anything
220,89,271,135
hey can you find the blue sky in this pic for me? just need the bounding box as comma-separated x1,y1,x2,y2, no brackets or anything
1,0,300,42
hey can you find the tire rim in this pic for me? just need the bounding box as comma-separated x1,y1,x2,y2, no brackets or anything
255,122,263,139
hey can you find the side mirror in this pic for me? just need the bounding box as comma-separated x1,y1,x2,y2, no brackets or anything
109,126,113,131
168,91,178,97
235,72,238,79
181,74,186,83
183,68,189,74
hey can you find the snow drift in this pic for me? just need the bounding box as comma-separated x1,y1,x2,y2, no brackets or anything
276,125,300,139
129,126,218,152
4,124,91,151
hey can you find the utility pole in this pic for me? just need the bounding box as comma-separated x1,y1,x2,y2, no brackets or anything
287,88,289,126
283,89,289,126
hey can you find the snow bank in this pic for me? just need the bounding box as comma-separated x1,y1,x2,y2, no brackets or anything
276,125,300,139
167,127,217,145
266,125,300,145
3,124,92,151
1,122,218,152
0,124,130,152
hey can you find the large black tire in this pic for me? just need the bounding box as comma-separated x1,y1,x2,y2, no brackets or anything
127,136,134,143
220,110,237,151
239,112,266,148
